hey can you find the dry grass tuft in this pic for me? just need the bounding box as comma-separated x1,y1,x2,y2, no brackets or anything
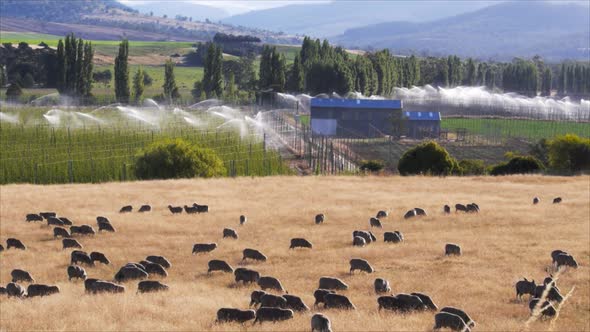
0,175,589,331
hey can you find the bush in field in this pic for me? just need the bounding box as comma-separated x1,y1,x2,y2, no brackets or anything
5,83,22,100
529,138,550,166
458,159,486,175
360,160,385,173
548,134,590,173
398,141,458,176
135,138,226,180
489,155,544,175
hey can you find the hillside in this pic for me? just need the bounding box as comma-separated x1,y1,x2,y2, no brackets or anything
223,1,493,37
333,1,590,60
0,0,300,44
127,1,229,22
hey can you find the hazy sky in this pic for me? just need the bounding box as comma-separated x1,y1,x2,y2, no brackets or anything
120,0,330,15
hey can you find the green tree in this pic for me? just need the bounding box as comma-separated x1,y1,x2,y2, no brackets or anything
56,39,66,93
0,65,5,87
398,141,458,175
548,134,590,173
132,66,145,104
489,155,544,175
225,71,236,102
135,138,226,179
93,69,112,88
5,82,22,100
82,41,94,98
22,73,35,88
541,67,552,96
114,39,130,104
201,43,223,98
163,60,180,103
287,54,304,92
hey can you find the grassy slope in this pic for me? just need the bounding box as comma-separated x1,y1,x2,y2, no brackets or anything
0,176,588,331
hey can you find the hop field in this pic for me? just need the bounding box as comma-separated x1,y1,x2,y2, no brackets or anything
0,176,588,331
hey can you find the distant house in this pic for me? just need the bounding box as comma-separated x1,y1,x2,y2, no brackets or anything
403,111,441,139
310,98,403,137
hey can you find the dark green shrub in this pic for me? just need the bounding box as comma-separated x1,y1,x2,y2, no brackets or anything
5,83,22,100
458,159,486,175
398,141,458,176
360,160,385,172
529,138,549,166
548,134,590,173
135,138,226,179
489,155,545,175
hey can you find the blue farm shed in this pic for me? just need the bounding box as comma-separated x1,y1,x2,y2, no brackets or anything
403,111,441,139
310,98,403,137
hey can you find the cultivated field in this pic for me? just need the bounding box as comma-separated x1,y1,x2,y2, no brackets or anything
0,176,589,331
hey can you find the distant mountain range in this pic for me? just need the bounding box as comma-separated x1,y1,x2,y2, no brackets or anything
223,1,494,37
126,1,228,22
332,1,590,61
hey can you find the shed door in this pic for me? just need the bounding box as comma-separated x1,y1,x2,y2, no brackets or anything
311,119,337,136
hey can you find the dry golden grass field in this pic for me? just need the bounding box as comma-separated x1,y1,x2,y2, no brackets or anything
0,176,589,331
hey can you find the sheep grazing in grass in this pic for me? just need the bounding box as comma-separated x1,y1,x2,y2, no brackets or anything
555,253,578,269
384,231,403,243
260,294,287,308
313,289,335,307
138,205,151,212
377,294,426,312
315,214,325,225
137,280,169,293
553,197,562,204
90,251,110,265
529,298,557,318
443,205,451,214
192,203,209,213
551,250,566,263
0,286,6,295
6,238,26,250
376,210,388,219
184,205,199,214
53,227,70,238
216,308,256,323
440,307,476,328
319,277,348,290
59,217,73,226
85,279,125,294
67,265,87,281
324,293,355,310
284,294,309,311
96,216,110,223
404,209,417,219
353,230,373,244
208,260,233,274
516,278,537,300
455,204,468,212
193,243,217,254
410,292,438,311
0,244,4,252
254,307,294,324
289,238,312,249
533,284,563,303
353,236,366,247
369,217,382,228
114,265,149,282
466,204,479,213
11,269,35,283
349,258,374,274
445,243,462,256
47,217,64,226
119,205,132,213
26,214,43,222
98,221,115,232
258,276,286,293
168,205,182,214
141,262,168,277
414,208,427,216
39,212,57,220
311,313,332,332
243,248,267,262
6,282,26,298
71,225,95,236
71,250,94,266
374,278,391,294
240,215,247,225
433,312,471,332
146,255,171,269
234,268,260,284
62,238,82,250
27,284,59,298
533,197,540,205
249,290,267,307
223,228,238,239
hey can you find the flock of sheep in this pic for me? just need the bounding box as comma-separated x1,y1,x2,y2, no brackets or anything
0,195,578,332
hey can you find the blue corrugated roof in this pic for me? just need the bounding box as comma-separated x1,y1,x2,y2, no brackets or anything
311,98,402,109
404,111,441,121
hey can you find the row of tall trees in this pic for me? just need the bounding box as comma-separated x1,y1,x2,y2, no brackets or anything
56,33,94,98
558,62,590,95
